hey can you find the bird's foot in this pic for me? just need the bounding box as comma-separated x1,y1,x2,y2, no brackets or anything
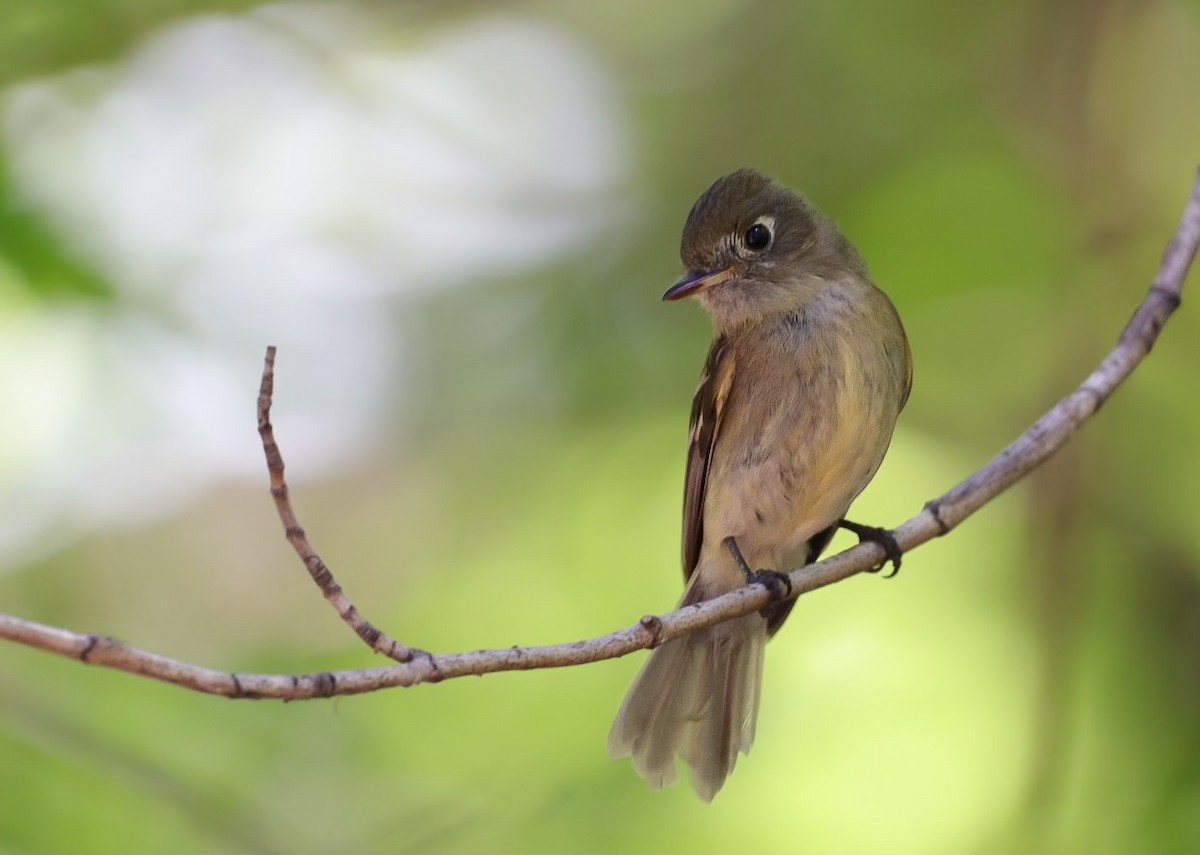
722,536,793,602
745,568,793,601
838,519,903,578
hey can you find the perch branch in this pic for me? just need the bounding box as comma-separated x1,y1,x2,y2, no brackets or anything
1,168,1197,700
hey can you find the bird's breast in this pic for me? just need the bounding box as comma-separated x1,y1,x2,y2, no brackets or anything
702,316,903,573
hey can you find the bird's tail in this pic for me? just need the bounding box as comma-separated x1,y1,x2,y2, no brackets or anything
607,581,767,802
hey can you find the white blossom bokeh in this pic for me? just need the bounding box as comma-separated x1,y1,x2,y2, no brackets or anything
0,3,629,565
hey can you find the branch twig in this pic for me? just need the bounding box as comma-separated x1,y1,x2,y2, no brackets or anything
256,347,430,666
2,168,1198,700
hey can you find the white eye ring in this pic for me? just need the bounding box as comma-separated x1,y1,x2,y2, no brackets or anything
739,215,775,253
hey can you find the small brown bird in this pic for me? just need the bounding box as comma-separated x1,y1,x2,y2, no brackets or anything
607,168,912,801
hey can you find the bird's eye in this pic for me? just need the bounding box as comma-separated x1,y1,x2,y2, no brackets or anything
744,222,772,252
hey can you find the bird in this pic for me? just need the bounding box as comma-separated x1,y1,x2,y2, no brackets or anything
607,168,912,801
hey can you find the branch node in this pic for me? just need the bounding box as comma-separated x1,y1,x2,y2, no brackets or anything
357,622,380,647
1150,283,1183,311
310,562,336,590
924,500,950,535
78,634,102,661
1079,383,1106,412
312,671,337,698
639,614,664,648
422,652,444,684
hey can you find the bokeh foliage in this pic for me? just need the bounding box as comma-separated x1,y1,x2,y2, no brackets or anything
2,1,1199,852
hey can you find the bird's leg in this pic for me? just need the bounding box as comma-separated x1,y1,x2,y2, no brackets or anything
722,536,792,601
838,519,903,578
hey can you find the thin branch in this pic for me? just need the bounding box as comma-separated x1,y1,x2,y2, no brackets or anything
256,347,429,666
1,168,1198,701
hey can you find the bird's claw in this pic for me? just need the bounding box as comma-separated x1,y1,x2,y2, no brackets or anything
839,520,903,578
722,535,793,602
745,568,793,601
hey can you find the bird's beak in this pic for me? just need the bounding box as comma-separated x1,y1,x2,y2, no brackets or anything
661,265,736,301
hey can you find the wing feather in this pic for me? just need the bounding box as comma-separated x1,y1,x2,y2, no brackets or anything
681,336,736,581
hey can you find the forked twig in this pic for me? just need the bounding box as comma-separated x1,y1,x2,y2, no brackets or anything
1,168,1197,700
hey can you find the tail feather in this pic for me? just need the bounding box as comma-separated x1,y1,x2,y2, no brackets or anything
606,631,706,790
608,612,767,801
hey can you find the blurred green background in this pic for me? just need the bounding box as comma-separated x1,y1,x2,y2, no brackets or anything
2,1,1199,852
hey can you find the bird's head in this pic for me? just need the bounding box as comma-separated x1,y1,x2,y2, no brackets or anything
663,168,865,330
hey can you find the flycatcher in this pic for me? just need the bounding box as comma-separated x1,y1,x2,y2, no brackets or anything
608,168,912,801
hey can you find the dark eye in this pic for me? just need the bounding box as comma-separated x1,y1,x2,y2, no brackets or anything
744,222,771,251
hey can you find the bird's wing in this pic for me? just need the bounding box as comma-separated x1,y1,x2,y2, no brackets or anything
682,335,736,582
